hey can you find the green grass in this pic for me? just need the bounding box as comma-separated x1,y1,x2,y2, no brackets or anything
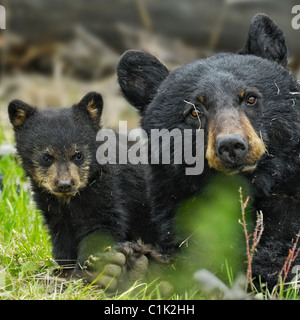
1,130,300,300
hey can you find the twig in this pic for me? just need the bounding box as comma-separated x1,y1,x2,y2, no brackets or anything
178,232,195,248
135,0,153,33
251,211,264,259
274,81,280,94
274,231,300,293
238,187,264,294
183,100,202,130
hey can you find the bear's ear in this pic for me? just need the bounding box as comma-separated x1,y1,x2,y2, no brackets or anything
238,13,288,67
75,92,103,126
8,99,36,128
117,50,169,114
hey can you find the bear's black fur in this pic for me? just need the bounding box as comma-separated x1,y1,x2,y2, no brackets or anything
117,14,300,288
8,92,154,275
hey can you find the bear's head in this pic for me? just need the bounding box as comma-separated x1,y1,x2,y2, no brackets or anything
8,92,103,200
117,14,300,175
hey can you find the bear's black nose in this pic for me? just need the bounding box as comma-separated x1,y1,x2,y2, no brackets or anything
56,180,74,193
216,133,248,165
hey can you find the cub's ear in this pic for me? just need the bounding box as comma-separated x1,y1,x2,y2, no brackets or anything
238,13,287,67
74,92,103,127
8,99,36,128
117,50,169,114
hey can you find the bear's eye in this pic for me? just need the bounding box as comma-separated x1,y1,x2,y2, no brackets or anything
73,151,84,162
190,109,201,118
41,154,53,165
246,95,257,106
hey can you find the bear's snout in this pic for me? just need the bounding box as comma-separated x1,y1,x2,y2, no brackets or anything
205,111,265,173
216,133,248,165
55,179,75,193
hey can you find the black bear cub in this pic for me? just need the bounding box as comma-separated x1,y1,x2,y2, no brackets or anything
8,92,155,288
118,14,300,288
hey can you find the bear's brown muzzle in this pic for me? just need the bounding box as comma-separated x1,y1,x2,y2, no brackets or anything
205,110,265,173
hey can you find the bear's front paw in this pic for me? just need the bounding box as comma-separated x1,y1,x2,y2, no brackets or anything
116,242,174,297
120,247,149,283
83,249,126,290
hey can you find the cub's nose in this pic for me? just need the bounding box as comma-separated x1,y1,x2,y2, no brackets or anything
56,180,74,193
216,133,248,165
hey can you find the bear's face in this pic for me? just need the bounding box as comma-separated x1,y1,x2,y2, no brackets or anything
8,92,103,200
118,14,300,175
142,54,292,174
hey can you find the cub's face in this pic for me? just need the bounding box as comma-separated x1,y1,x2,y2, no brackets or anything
118,14,300,175
29,133,92,198
8,92,103,200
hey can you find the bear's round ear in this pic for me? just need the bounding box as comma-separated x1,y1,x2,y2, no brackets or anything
238,13,288,67
117,50,169,114
75,92,103,127
8,99,36,129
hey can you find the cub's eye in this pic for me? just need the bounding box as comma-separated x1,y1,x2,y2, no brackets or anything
190,109,201,118
73,151,83,162
41,154,53,165
246,95,257,106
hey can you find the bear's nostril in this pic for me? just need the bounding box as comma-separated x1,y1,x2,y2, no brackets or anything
219,145,229,154
234,142,246,151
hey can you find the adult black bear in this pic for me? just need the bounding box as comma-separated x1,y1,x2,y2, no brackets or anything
117,14,300,288
8,92,157,289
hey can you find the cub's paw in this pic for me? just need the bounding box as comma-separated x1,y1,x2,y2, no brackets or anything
118,245,149,283
83,249,126,290
116,242,174,296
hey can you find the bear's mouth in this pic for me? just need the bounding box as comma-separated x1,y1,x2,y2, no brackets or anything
53,190,78,202
53,191,77,196
223,162,258,175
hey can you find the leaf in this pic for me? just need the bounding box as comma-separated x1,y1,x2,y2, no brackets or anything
21,261,39,274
